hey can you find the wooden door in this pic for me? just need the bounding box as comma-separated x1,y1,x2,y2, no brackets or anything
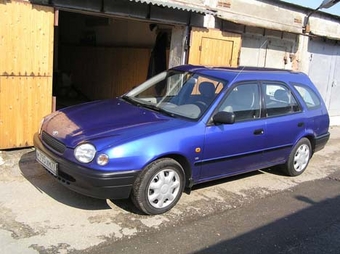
188,28,241,67
0,1,54,149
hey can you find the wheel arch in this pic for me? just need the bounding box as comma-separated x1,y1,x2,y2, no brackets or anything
154,154,193,189
302,133,316,155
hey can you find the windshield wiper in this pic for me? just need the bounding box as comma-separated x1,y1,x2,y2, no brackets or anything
142,104,176,117
122,96,175,117
122,95,141,106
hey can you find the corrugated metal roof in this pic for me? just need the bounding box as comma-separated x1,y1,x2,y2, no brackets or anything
130,0,215,15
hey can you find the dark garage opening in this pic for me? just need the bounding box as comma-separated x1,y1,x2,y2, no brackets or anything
53,11,172,109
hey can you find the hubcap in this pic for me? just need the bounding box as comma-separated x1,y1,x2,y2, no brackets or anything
293,144,310,172
147,169,181,209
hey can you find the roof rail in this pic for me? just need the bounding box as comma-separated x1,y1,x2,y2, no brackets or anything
216,66,296,72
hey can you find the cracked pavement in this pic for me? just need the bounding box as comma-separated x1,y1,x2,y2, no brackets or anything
0,126,339,253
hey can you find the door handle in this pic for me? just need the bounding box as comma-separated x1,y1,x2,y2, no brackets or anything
253,129,264,135
298,122,304,127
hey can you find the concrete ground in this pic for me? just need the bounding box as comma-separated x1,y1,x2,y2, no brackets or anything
0,126,340,254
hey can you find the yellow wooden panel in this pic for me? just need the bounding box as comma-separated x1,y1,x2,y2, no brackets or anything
200,37,234,66
0,76,52,148
62,46,151,100
111,48,151,97
0,1,54,149
0,1,54,75
188,28,241,67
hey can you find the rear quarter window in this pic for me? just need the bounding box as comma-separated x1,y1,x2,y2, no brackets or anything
293,84,321,109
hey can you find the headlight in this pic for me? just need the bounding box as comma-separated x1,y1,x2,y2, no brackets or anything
74,143,96,163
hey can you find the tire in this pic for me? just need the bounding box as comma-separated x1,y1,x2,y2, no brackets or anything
131,158,185,215
282,138,312,176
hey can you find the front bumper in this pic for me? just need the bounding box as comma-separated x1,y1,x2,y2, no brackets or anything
33,133,139,199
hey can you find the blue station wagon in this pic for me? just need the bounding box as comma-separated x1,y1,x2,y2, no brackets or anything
34,65,330,215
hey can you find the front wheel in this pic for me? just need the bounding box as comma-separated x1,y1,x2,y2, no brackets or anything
131,158,185,215
282,138,312,176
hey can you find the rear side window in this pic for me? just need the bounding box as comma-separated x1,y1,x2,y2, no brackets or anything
293,84,321,109
262,82,301,117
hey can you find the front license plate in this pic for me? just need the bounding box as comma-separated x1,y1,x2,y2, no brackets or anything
36,149,58,176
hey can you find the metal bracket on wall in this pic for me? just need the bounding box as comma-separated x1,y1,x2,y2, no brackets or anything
54,9,59,26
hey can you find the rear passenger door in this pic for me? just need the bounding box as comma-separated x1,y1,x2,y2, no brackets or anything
262,81,306,165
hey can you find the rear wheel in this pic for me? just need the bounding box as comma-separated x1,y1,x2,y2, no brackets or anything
131,158,185,215
282,138,312,176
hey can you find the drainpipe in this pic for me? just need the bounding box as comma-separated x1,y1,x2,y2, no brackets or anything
183,26,190,65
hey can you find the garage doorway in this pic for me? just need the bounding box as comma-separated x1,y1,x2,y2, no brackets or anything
54,11,177,108
308,38,340,117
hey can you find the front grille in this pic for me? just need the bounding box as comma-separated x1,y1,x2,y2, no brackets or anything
42,131,66,154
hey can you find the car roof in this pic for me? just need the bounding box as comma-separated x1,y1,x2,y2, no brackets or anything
172,65,312,85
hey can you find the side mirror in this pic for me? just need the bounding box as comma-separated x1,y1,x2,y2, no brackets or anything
213,111,235,124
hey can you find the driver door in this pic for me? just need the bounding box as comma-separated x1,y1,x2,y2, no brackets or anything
199,82,267,180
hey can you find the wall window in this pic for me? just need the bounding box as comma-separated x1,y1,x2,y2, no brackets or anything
262,82,301,117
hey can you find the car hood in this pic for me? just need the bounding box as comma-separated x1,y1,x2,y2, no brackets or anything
43,98,189,149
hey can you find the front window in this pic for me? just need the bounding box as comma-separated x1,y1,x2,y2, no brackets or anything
124,70,226,119
218,82,261,122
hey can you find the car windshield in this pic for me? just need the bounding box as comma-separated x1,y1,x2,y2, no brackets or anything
124,70,226,119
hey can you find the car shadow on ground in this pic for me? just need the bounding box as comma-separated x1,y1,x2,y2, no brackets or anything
18,150,158,215
18,149,289,214
109,199,145,215
19,150,112,211
261,165,288,176
190,171,262,192
190,166,286,192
